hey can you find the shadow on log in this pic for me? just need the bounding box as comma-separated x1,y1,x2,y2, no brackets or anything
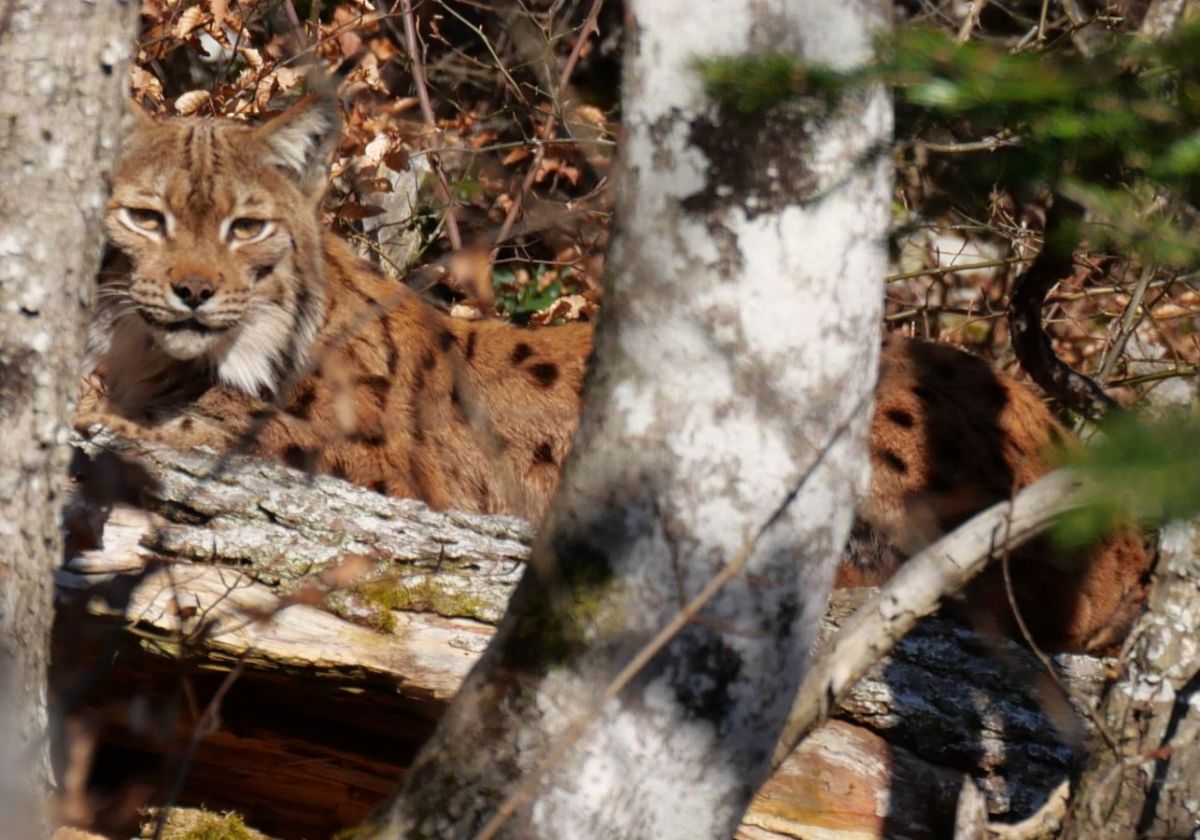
55,432,1111,838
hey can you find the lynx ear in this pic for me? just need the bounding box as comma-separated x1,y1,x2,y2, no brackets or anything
256,86,341,195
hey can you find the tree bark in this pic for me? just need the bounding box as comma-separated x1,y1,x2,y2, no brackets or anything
0,1,137,835
359,1,892,836
1063,520,1200,838
59,437,1101,837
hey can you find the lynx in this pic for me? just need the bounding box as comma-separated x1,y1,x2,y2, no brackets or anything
80,88,1148,652
84,90,588,522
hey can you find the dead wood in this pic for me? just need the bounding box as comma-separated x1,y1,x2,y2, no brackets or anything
58,433,1114,839
1008,197,1119,419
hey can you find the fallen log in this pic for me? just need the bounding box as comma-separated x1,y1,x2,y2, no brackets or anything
56,433,1110,838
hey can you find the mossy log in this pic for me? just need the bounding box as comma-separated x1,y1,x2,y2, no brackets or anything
58,433,1110,839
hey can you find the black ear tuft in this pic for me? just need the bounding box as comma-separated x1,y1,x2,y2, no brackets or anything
256,72,341,195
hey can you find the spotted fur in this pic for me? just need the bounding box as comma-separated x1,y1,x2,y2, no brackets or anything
80,94,1148,651
839,336,1150,653
82,91,588,522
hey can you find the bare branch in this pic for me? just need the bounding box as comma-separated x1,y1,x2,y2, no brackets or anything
772,470,1088,767
1008,197,1119,418
386,0,463,251
491,0,606,251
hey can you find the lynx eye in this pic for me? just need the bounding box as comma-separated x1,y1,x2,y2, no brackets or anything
121,207,166,234
228,218,271,243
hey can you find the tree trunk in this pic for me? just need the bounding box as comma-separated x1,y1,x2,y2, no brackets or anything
60,436,1096,838
0,0,137,834
366,1,892,836
1063,519,1200,838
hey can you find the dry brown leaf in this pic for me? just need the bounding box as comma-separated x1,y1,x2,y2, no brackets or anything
129,65,164,107
357,177,393,194
502,147,532,166
369,35,399,62
333,5,366,56
240,46,264,70
140,0,168,22
273,66,305,94
529,294,596,325
360,133,392,169
447,248,496,305
174,89,212,116
348,54,386,93
384,96,419,116
466,129,499,150
535,147,581,185
384,147,411,172
329,157,352,180
174,5,207,38
571,104,608,128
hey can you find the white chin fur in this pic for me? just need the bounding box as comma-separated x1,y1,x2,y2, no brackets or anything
215,303,315,396
97,295,318,404
154,327,222,360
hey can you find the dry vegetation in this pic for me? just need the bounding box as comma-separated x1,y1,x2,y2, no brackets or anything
889,1,1200,411
126,0,1200,413
53,0,1200,836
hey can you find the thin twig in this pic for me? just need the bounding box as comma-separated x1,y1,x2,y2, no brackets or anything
435,0,527,104
1095,264,1157,383
919,135,1019,154
886,256,1024,283
770,470,1088,769
1037,0,1051,44
956,0,990,44
391,0,463,251
1048,277,1176,304
491,0,605,251
151,655,248,840
1108,364,1199,387
1001,553,1120,754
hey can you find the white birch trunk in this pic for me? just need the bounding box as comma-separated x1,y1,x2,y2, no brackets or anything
367,1,892,836
0,1,137,836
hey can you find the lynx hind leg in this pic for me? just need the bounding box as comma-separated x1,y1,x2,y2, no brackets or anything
859,337,1065,548
848,337,1151,652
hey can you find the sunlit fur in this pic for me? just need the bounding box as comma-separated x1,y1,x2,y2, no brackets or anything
86,91,592,522
83,93,1149,653
88,95,336,403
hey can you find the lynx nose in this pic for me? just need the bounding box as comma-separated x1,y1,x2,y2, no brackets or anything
172,276,216,310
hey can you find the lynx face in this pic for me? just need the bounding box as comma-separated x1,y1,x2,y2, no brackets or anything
97,94,339,397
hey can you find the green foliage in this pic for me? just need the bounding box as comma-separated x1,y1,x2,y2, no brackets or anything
1055,412,1200,547
452,174,486,204
695,23,1200,269
694,54,806,114
149,809,264,840
878,26,1200,263
493,266,577,320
